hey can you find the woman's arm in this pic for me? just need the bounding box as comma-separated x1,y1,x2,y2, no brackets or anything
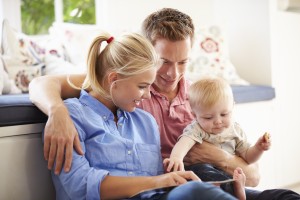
184,142,260,187
29,74,86,174
100,171,200,199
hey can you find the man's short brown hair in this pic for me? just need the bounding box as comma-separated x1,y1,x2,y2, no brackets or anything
142,8,195,46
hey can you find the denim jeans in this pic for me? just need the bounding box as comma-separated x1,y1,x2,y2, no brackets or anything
128,181,237,200
186,163,300,200
186,163,235,196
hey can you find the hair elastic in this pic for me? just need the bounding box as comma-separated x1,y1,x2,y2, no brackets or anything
107,36,114,44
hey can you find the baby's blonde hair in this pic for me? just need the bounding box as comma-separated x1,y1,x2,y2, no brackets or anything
188,77,234,110
72,32,160,100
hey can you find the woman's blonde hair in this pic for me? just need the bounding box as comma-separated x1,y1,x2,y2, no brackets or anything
73,32,160,100
188,77,233,110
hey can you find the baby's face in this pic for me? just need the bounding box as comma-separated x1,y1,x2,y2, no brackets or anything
194,99,234,134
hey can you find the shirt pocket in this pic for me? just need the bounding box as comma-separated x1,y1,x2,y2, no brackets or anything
136,143,161,176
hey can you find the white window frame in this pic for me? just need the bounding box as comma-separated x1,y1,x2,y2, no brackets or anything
0,0,106,33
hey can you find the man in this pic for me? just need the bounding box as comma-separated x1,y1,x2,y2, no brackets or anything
29,8,300,199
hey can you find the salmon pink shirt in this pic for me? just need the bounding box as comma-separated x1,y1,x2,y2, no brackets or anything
138,78,195,159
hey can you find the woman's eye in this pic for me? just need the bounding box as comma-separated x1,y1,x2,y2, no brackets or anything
139,85,148,90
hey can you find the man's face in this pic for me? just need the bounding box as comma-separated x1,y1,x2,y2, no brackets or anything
153,38,191,96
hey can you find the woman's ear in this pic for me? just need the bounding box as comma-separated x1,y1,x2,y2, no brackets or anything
107,72,118,85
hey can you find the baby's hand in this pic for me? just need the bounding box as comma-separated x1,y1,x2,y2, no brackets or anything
256,132,272,151
163,157,185,172
263,132,270,142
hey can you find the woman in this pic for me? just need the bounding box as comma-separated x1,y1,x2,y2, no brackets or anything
50,31,236,200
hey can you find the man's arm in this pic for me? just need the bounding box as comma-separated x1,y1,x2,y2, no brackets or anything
184,142,260,187
29,74,86,174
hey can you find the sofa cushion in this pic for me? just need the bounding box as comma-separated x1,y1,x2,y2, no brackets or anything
0,94,47,126
232,84,276,104
187,25,248,85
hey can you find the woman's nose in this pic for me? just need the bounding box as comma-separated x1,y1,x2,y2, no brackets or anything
143,87,151,99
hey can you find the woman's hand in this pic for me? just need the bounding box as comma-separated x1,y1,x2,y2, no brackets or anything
153,171,201,188
44,104,83,175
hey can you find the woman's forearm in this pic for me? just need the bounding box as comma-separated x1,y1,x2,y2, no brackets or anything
100,176,156,199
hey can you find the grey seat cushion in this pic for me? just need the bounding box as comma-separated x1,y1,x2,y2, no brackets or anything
231,84,276,104
0,94,47,126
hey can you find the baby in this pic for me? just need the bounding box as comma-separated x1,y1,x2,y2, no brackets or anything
164,77,271,200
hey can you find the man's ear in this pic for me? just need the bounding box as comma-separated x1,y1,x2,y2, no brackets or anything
107,72,118,85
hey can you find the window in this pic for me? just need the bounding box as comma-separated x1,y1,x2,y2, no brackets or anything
21,0,95,35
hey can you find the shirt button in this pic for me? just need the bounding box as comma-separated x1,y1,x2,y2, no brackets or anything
128,171,133,175
103,116,107,119
127,150,131,155
118,123,123,126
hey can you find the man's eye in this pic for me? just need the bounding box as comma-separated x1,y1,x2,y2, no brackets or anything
179,61,188,65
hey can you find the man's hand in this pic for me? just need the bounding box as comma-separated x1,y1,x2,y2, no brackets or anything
44,105,83,175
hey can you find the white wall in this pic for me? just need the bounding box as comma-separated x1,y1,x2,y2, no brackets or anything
270,0,300,187
0,0,21,31
96,0,215,33
213,0,272,85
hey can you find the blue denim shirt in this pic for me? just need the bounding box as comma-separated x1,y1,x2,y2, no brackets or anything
51,90,164,200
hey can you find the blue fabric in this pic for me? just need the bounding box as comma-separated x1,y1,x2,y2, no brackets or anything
186,163,235,196
51,90,163,200
129,181,237,200
231,84,276,104
187,163,300,200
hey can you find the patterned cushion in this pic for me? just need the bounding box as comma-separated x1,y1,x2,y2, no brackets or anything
187,25,248,85
1,19,45,93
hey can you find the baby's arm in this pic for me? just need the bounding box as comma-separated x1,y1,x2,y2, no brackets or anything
241,132,271,164
163,136,196,172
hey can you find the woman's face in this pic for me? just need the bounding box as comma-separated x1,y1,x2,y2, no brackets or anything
111,68,156,112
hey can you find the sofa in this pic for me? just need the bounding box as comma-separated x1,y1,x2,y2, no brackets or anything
0,19,276,199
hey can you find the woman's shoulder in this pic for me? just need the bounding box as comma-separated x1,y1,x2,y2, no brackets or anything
133,107,156,119
130,108,158,126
